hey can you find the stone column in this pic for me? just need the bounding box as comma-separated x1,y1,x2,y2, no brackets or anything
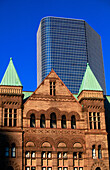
67,120,71,128
46,119,50,128
68,152,73,170
52,151,57,170
37,119,40,128
57,119,61,128
36,151,42,170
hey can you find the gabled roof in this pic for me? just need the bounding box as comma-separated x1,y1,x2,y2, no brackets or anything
1,58,22,86
24,69,82,108
78,63,103,94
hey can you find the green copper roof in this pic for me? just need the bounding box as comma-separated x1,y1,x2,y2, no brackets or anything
1,58,22,86
78,63,103,94
23,91,33,100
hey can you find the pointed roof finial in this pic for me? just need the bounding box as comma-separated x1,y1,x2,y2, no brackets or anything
1,58,22,86
78,63,103,94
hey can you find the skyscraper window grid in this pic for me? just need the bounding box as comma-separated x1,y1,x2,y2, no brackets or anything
37,16,106,94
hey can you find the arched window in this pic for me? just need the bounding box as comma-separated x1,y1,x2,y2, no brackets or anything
98,145,102,159
30,114,35,127
92,145,96,159
40,114,45,128
61,115,66,128
5,143,9,157
96,168,101,170
11,143,16,158
50,112,56,128
71,115,76,129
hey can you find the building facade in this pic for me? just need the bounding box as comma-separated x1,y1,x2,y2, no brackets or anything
37,16,106,94
0,58,109,170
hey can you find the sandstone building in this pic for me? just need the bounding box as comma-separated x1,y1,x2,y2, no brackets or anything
0,58,109,170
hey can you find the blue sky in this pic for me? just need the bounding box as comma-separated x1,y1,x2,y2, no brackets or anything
0,0,110,94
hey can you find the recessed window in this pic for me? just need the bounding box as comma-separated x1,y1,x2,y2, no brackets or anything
50,81,56,96
50,112,56,128
71,115,76,129
92,145,96,159
30,114,35,127
4,108,17,127
61,115,66,128
40,114,45,128
98,145,102,159
41,152,52,169
11,143,16,158
89,112,101,129
5,145,9,157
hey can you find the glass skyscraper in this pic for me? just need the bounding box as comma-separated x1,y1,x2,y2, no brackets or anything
37,16,106,94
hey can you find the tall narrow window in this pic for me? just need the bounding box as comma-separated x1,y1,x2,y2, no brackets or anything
98,145,102,159
92,145,96,159
50,81,55,96
40,114,45,128
9,114,12,127
93,112,96,129
5,144,9,157
50,112,56,128
97,113,100,129
13,109,17,126
4,108,8,126
71,115,76,129
11,143,16,158
61,115,66,128
30,114,35,127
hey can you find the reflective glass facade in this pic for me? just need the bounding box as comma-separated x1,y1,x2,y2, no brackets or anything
37,17,106,94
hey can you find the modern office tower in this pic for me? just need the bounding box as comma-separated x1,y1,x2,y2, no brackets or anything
37,16,106,94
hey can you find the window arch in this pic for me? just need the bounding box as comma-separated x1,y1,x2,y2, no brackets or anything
50,112,56,128
40,114,45,128
92,145,96,159
5,143,9,157
11,143,16,158
98,145,102,159
61,115,66,128
71,115,76,129
30,114,35,127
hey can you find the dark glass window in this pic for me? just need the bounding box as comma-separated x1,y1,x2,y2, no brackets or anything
50,112,56,128
40,114,45,128
11,143,16,158
71,115,76,129
61,115,66,128
9,114,12,126
98,145,102,159
30,114,35,127
5,144,9,157
92,145,96,158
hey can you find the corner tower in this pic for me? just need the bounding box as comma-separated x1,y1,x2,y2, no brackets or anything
0,58,23,170
77,63,109,169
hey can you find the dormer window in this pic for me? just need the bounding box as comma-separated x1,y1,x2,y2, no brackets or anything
50,81,55,96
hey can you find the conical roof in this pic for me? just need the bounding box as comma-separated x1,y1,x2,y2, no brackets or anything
78,63,103,94
1,58,22,86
